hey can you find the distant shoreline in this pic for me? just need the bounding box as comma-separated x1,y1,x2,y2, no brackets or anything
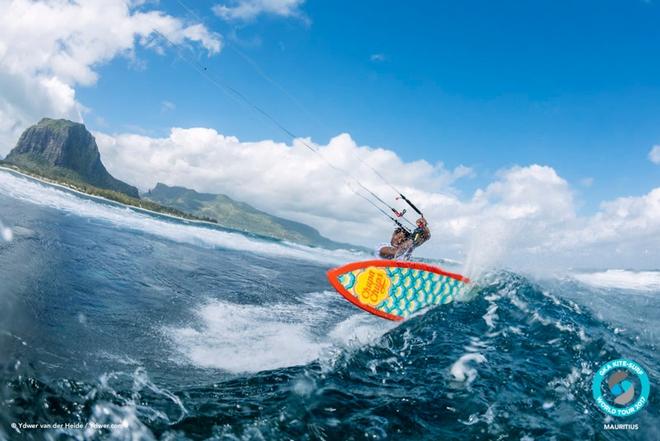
0,165,249,234
0,165,366,252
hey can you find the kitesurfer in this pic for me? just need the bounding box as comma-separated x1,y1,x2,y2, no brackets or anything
379,217,430,259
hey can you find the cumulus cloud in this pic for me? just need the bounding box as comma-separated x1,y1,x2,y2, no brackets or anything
650,145,660,165
370,53,387,62
213,0,306,21
0,0,221,155
574,188,660,246
95,127,660,270
95,129,470,241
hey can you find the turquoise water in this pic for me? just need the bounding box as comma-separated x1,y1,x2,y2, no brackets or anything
0,170,658,440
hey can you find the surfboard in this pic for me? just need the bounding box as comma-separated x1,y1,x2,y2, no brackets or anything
327,260,470,321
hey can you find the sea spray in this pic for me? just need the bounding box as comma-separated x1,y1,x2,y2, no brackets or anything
462,217,514,279
0,220,12,242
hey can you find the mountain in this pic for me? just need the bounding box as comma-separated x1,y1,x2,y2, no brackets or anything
3,118,138,198
145,183,358,250
1,118,360,250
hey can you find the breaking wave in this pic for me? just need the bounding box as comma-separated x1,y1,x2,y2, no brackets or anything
0,169,360,265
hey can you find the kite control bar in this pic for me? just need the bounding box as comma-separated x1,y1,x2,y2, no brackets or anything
397,194,424,217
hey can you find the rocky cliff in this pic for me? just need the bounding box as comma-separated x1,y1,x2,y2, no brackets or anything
4,118,138,198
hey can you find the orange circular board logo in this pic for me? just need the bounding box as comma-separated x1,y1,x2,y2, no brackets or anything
354,267,391,306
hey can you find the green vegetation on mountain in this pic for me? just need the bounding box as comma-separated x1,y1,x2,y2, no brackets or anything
145,183,356,249
0,161,218,224
1,118,218,224
0,118,355,249
2,118,359,250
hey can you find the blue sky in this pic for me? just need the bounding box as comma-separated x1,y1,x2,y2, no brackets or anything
75,0,660,213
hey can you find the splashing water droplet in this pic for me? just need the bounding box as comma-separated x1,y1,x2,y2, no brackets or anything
0,220,13,242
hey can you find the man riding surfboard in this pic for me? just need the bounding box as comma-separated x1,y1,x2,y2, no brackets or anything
378,217,430,260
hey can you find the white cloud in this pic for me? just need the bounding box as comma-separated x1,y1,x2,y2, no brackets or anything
95,128,471,245
576,188,660,246
213,0,306,21
370,53,386,62
0,0,221,155
649,145,660,164
95,127,660,270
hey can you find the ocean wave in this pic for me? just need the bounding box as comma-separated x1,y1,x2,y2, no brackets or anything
3,169,660,440
572,269,660,291
0,169,360,265
3,269,659,440
1,366,183,440
165,294,396,373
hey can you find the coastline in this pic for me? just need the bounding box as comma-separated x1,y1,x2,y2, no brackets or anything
0,165,254,236
0,165,364,252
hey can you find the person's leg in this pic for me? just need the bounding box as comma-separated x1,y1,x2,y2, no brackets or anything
394,239,414,259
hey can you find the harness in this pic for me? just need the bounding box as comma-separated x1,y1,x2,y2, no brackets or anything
410,227,428,247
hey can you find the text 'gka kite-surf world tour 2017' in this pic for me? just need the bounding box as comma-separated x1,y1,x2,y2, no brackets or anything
0,1,659,440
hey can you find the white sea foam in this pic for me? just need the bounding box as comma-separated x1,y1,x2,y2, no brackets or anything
482,304,498,329
573,269,660,292
450,353,486,384
328,313,397,346
167,300,329,372
0,169,360,264
464,337,489,353
548,362,592,402
166,295,395,374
